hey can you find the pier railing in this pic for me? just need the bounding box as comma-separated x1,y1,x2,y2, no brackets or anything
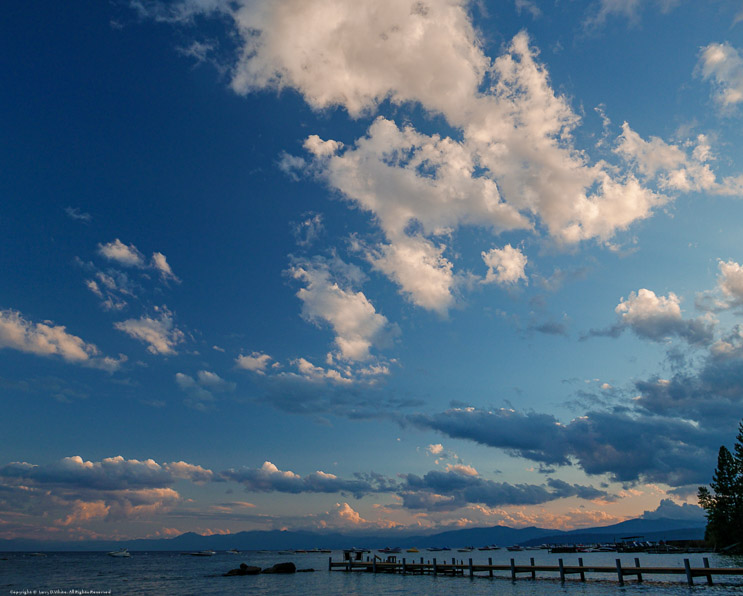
329,555,743,586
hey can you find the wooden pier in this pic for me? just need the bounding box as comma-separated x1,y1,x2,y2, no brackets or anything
329,555,743,586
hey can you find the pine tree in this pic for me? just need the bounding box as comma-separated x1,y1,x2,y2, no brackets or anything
698,422,743,550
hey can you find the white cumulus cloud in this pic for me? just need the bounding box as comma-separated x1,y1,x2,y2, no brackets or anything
98,239,145,267
114,308,184,355
289,257,398,361
482,244,528,285
235,351,273,374
0,308,123,371
698,42,743,110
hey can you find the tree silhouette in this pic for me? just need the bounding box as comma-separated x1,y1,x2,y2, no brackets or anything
698,421,743,550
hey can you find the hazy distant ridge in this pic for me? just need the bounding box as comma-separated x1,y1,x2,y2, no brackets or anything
0,517,704,552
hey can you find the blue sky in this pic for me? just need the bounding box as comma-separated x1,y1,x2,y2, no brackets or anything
2,0,743,541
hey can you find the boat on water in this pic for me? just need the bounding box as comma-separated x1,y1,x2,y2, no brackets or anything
427,546,450,551
186,550,216,556
457,547,474,552
406,547,419,553
107,548,131,558
478,545,500,551
378,547,402,554
506,545,523,552
227,549,240,554
305,548,332,553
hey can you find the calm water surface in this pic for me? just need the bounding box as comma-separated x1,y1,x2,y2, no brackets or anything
2,550,743,595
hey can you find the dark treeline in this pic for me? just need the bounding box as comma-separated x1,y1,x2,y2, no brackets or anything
698,421,743,552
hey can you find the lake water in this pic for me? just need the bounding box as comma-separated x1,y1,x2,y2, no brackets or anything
2,550,743,595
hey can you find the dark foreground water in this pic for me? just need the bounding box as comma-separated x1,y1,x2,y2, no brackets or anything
2,550,743,596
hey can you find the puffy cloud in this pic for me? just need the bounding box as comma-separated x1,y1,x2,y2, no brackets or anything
641,498,705,521
228,0,488,118
588,289,715,345
151,252,180,283
444,463,478,476
399,468,611,511
144,2,679,310
114,307,185,355
0,308,123,371
426,443,444,456
0,455,214,491
698,42,743,110
221,461,392,498
409,405,719,486
291,357,352,384
482,244,528,285
633,353,743,428
98,239,145,267
289,256,398,361
218,460,610,512
616,123,741,195
294,32,668,266
59,500,110,526
366,235,456,314
235,351,273,373
717,259,743,304
97,239,180,282
310,118,530,240
697,260,743,313
0,455,218,537
614,289,714,344
409,407,571,465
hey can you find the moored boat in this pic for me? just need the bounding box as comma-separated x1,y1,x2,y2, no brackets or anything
107,548,131,558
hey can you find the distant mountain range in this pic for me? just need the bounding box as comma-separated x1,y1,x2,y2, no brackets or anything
0,517,706,552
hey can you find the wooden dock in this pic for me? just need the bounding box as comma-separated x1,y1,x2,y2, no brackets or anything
329,555,743,586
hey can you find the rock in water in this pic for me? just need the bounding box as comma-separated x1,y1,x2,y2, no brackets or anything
261,562,296,574
224,563,261,576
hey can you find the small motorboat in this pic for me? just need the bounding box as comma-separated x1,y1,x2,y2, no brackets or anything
107,548,131,558
227,549,240,554
187,550,216,556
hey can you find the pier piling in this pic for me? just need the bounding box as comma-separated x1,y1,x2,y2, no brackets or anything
684,558,693,586
634,557,642,583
